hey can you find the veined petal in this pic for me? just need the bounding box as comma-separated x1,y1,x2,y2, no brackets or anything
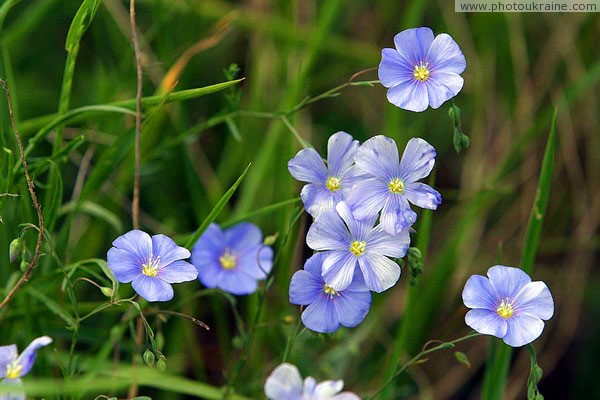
151,234,190,268
380,196,417,235
301,183,336,218
378,48,414,88
354,135,400,181
503,314,545,347
346,179,389,221
404,182,442,210
386,80,429,112
132,275,174,302
425,73,464,109
288,148,328,183
462,275,497,310
358,253,401,293
225,223,263,252
427,33,466,75
322,251,358,291
13,336,52,377
217,271,258,295
465,309,508,338
237,245,274,279
301,296,340,333
264,363,304,400
107,248,142,283
393,27,434,67
289,269,323,306
335,202,360,238
487,265,531,299
398,138,437,183
0,345,17,378
306,210,351,251
367,224,410,258
313,380,344,399
304,252,326,275
327,132,360,177
514,281,554,320
158,260,198,283
112,230,152,265
335,289,371,328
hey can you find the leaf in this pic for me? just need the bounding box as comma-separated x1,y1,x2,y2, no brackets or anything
27,287,77,328
42,161,63,232
454,351,471,368
65,0,101,52
59,201,123,233
527,345,545,400
184,164,251,249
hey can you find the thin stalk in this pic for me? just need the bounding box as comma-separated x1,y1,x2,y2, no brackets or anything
130,0,143,230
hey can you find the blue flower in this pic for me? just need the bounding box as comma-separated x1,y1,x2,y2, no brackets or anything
379,27,466,112
289,253,371,333
264,363,360,400
107,230,198,302
307,202,409,293
462,265,554,347
191,222,273,295
288,132,364,217
347,136,441,235
0,336,52,381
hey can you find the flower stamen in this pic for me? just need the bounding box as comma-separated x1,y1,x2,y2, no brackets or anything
5,361,22,379
323,284,339,298
219,250,237,270
413,62,430,81
142,255,160,277
496,298,514,319
349,241,366,257
388,178,405,194
326,176,341,192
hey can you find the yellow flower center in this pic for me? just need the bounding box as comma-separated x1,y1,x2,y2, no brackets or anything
496,299,515,319
388,178,405,194
326,176,341,192
141,255,160,277
219,250,237,270
349,241,366,257
5,362,22,379
413,63,430,81
323,284,339,298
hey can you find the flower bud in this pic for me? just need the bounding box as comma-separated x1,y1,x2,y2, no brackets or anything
100,287,114,298
143,349,155,367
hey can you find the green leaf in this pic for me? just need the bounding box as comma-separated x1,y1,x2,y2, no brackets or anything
59,201,123,233
527,345,545,400
65,0,101,52
42,161,63,232
184,164,251,249
27,287,77,328
454,351,471,368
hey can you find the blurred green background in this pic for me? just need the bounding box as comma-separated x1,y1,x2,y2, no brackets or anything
0,0,598,399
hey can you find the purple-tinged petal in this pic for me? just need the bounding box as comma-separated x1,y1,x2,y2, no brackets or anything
425,73,464,109
462,275,497,311
240,245,274,279
158,260,198,283
465,309,508,338
106,248,140,283
345,266,370,293
264,363,304,400
335,289,371,328
398,138,437,183
487,265,531,299
386,80,429,112
225,223,263,253
393,27,434,66
322,251,358,291
301,183,335,218
301,296,340,333
307,210,351,251
132,275,174,302
303,377,317,396
112,230,152,265
313,380,344,398
151,234,190,268
354,135,400,181
503,314,545,347
427,33,466,75
514,281,554,320
380,196,416,235
346,179,389,220
288,148,328,183
217,271,258,295
335,202,361,238
13,336,52,377
367,225,410,258
192,223,225,256
404,182,442,210
289,270,323,306
333,393,361,400
378,48,414,88
304,252,326,275
327,132,360,177
0,345,18,378
357,253,401,293
196,261,224,289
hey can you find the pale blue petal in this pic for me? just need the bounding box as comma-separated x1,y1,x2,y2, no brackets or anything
322,251,357,291
345,266,370,293
425,73,464,109
304,252,326,275
237,245,273,279
306,210,351,251
335,289,371,328
514,281,554,320
332,393,361,400
393,27,434,66
398,138,436,183
357,253,401,293
378,48,413,88
107,248,141,283
301,183,336,218
487,265,531,299
303,377,317,396
288,148,328,183
192,223,225,258
404,182,442,210
367,225,410,258
465,309,508,338
195,260,224,289
354,135,400,181
503,314,545,347
217,271,258,295
151,234,190,268
386,80,429,112
346,179,389,221
158,260,198,283
225,223,263,252
427,33,466,75
14,336,52,377
131,275,174,302
313,380,344,399
301,296,340,333
0,345,17,378
462,275,497,311
264,363,304,400
112,230,152,265
380,195,416,235
335,202,360,238
327,132,360,177
289,269,323,306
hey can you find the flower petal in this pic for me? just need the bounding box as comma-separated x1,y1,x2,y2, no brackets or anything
427,33,466,75
288,148,328,183
0,345,17,378
131,275,174,302
301,183,336,218
217,271,258,295
327,132,360,177
393,27,434,67
195,261,224,289
192,223,225,256
355,135,401,181
158,260,198,283
503,314,545,347
380,195,417,235
301,296,340,333
462,275,497,311
335,289,371,328
225,223,263,252
289,269,323,306
304,252,326,275
237,245,274,280
264,363,304,400
487,265,531,299
386,80,429,112
313,380,344,399
357,253,401,293
151,234,190,268
106,248,141,283
378,48,414,88
404,182,442,210
322,251,358,291
465,309,508,338
514,281,554,320
346,178,389,221
112,230,152,264
367,224,410,258
425,73,464,109
13,336,52,377
333,393,361,400
398,138,437,183
306,210,351,251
